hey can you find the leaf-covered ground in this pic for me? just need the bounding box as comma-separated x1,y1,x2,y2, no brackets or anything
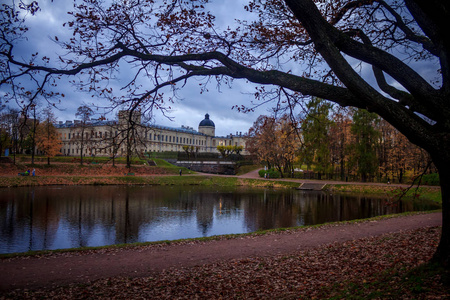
3,227,449,299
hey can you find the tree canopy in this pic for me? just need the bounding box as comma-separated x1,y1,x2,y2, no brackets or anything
1,0,449,265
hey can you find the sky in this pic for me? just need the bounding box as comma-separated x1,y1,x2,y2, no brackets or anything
2,0,267,136
1,0,441,136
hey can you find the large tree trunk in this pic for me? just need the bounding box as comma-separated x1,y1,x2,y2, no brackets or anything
432,156,450,267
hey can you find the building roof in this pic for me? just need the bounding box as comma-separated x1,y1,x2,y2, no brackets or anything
199,113,215,127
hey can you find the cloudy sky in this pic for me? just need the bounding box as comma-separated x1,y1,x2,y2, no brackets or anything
2,0,441,136
2,0,272,136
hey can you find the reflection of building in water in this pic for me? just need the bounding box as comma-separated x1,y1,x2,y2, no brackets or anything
55,111,247,156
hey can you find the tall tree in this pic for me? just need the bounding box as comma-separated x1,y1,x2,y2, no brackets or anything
277,115,300,176
349,108,380,182
247,114,299,176
0,108,21,163
25,104,38,164
74,105,94,165
247,115,278,169
329,107,351,181
301,98,333,180
2,0,450,265
36,107,61,165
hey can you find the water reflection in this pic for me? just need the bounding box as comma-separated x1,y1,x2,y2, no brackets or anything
0,185,439,254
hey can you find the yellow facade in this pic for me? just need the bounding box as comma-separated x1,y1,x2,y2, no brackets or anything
55,112,247,157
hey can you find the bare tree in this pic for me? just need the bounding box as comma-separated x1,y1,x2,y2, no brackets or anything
74,105,94,165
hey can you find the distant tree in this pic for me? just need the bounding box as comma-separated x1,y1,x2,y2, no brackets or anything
182,145,195,160
217,145,244,158
276,115,300,176
377,119,432,183
300,98,333,179
233,145,244,156
36,107,61,165
349,109,380,182
26,104,38,164
0,127,11,157
117,110,147,168
0,108,19,157
74,105,94,165
247,115,299,177
247,115,278,169
328,107,351,181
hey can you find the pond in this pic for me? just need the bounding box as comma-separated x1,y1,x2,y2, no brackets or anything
0,185,440,254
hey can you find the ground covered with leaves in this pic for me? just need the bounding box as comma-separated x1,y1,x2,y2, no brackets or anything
2,226,449,299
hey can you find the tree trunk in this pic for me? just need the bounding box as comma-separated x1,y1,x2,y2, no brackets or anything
432,157,450,267
80,142,84,165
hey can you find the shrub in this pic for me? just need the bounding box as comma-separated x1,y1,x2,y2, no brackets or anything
421,173,440,186
258,168,281,179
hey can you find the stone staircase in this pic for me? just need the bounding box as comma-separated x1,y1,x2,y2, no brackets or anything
296,183,326,191
147,159,157,166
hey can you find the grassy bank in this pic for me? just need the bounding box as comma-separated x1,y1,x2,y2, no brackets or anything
0,175,301,189
327,184,442,203
1,169,441,204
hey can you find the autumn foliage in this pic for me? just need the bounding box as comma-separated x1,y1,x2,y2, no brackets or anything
248,103,432,183
35,121,62,165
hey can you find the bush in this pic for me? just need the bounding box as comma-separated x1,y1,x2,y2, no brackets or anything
421,173,440,186
258,168,281,179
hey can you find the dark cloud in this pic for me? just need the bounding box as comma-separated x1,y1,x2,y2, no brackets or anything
4,0,265,135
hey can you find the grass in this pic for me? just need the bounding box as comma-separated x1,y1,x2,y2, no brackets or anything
328,184,442,204
0,171,306,188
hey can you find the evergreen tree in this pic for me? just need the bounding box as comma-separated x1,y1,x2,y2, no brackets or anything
349,109,380,182
301,98,333,179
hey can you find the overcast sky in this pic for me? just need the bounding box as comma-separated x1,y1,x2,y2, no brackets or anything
2,0,269,136
2,0,441,136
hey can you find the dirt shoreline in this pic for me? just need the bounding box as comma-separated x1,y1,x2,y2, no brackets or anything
0,212,441,292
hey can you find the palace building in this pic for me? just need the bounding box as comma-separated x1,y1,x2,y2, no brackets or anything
55,111,247,157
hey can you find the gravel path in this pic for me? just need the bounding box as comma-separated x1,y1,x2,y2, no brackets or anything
0,212,441,292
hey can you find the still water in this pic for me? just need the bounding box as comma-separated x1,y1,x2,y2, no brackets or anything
0,185,439,254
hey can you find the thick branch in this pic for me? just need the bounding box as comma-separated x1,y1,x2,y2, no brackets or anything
285,0,448,128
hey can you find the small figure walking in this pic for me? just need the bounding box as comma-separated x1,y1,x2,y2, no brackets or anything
179,169,182,176
32,169,35,177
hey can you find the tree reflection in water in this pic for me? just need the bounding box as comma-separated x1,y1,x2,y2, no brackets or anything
0,185,439,254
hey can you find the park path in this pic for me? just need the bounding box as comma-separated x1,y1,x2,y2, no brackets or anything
0,212,441,292
233,168,430,189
